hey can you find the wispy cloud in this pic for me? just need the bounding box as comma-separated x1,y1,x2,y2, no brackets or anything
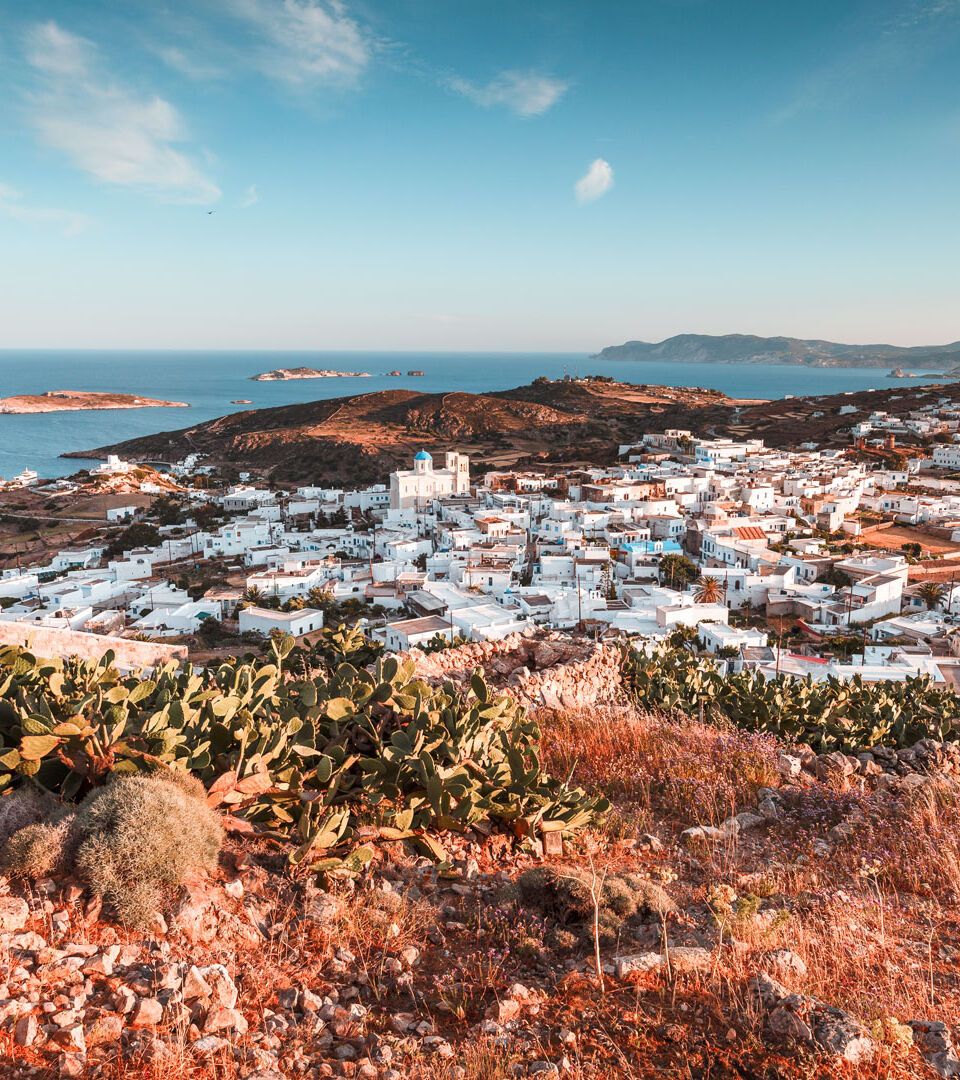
0,182,93,236
574,159,613,203
775,0,960,122
153,45,225,81
222,0,372,86
239,183,259,207
23,21,221,204
448,70,568,117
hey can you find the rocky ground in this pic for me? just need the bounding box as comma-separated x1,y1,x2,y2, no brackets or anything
3,700,960,1077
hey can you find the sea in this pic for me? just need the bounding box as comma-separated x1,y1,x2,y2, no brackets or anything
0,350,943,480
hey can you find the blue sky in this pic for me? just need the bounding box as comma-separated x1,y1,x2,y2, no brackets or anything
0,0,958,351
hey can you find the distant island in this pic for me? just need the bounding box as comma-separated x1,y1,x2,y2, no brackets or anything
0,390,188,415
594,333,960,369
251,367,371,381
888,368,951,380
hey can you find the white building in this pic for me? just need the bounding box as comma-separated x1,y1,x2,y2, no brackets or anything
933,445,960,470
380,615,454,652
106,505,138,522
238,605,324,638
132,600,224,638
699,622,768,655
92,455,134,477
389,451,470,510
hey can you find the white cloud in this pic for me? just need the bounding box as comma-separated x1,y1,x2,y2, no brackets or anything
0,182,93,236
775,0,960,122
25,21,89,77
239,184,259,207
448,70,568,117
154,45,225,81
23,21,221,204
574,158,613,203
223,0,372,86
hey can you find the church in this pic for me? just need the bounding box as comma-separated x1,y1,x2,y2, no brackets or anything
389,450,470,510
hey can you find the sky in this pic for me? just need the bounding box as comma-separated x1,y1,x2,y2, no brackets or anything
0,0,958,352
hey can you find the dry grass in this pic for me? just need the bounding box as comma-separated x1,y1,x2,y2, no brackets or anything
540,704,781,832
5,703,959,1080
541,704,960,1061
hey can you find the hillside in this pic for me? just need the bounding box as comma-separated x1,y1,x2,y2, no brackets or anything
594,333,960,368
66,381,735,482
67,376,959,482
1,632,958,1078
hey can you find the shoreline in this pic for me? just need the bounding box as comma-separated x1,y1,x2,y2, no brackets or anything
0,390,189,415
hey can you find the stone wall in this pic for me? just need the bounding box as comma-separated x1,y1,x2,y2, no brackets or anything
0,623,187,670
406,630,624,710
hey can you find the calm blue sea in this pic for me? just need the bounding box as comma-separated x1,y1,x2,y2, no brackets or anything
0,350,936,479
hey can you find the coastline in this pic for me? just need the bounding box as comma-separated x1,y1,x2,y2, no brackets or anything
0,391,189,415
0,351,924,480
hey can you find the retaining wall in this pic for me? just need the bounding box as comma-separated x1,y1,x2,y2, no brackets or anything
0,623,187,670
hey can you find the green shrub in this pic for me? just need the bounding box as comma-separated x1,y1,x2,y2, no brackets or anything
622,644,960,751
0,638,605,874
418,633,469,654
0,771,221,926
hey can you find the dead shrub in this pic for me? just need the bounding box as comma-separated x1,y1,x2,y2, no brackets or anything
1,810,75,879
71,773,222,927
0,785,58,847
0,770,222,928
517,864,674,948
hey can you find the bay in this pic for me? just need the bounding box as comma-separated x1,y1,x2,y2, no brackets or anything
0,350,937,479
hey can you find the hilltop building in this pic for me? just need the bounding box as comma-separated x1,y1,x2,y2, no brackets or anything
389,451,470,510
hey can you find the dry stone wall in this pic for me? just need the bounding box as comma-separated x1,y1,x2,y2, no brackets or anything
0,623,187,670
406,630,624,710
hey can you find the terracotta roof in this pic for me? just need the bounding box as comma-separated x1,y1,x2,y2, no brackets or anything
733,526,767,541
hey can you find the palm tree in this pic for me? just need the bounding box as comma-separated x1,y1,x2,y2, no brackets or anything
916,581,945,611
693,575,724,605
243,585,266,605
306,586,332,609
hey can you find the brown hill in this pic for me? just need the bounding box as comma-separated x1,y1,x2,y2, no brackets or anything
67,387,608,483
67,376,959,483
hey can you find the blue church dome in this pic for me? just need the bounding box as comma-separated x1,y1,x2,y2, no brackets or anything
414,450,433,461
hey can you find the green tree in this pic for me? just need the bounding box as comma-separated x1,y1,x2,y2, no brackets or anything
658,553,698,589
916,581,945,611
693,575,724,605
104,523,162,560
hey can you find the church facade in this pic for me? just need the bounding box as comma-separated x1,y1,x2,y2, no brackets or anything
389,450,470,510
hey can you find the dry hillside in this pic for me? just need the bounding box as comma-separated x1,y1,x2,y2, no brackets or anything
69,378,959,483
